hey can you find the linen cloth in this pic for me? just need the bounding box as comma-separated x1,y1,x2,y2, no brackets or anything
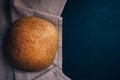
0,0,70,80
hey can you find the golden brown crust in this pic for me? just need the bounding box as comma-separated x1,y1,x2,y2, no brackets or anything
5,16,59,71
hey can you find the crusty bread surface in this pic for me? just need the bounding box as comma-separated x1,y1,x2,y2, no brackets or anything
5,17,59,71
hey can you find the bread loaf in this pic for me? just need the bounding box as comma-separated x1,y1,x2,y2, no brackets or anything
5,16,59,71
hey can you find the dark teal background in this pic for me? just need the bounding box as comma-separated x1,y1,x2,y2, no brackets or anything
62,0,120,80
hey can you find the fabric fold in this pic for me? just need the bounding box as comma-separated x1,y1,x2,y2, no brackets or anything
10,0,67,16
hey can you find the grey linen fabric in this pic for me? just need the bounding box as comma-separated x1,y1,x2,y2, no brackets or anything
0,0,71,80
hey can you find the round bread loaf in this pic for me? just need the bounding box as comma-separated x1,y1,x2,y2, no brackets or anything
5,16,59,71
